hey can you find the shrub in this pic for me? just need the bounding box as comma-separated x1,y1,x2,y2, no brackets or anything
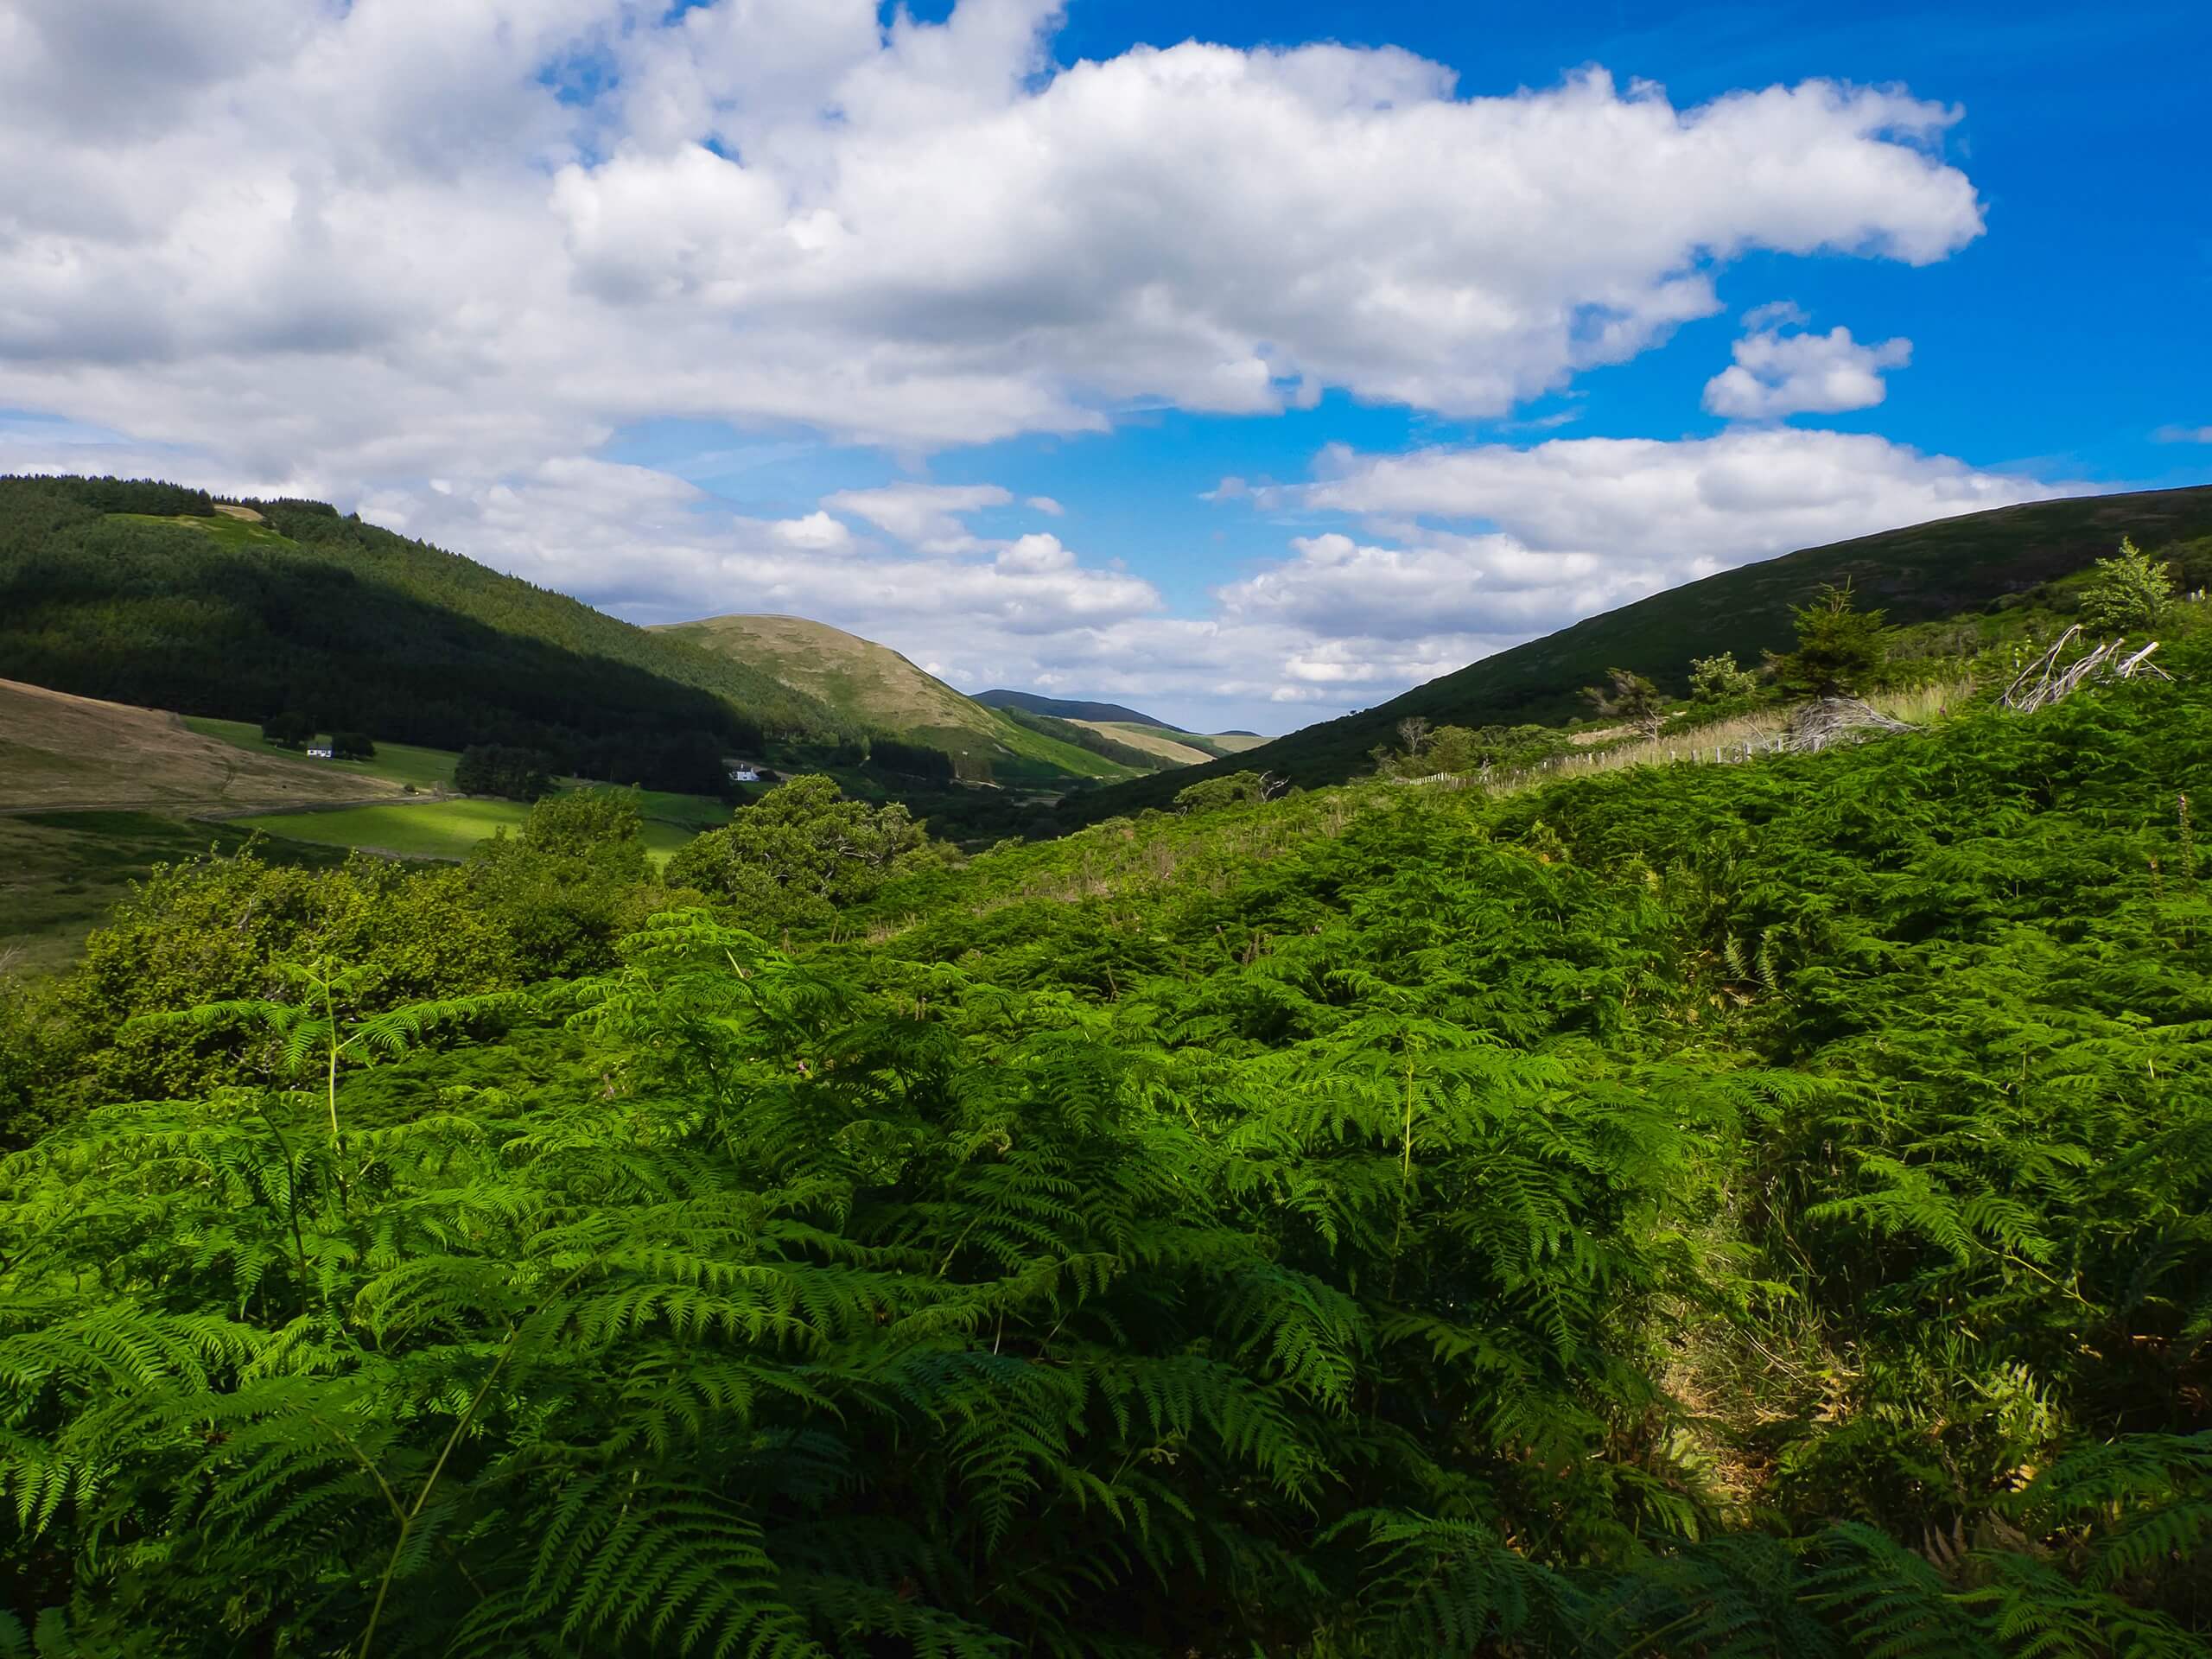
1173,770,1278,812
665,774,932,933
1581,667,1666,735
1688,651,1759,702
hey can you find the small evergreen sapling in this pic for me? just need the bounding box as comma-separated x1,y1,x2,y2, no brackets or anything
1773,582,1890,698
2078,536,2174,635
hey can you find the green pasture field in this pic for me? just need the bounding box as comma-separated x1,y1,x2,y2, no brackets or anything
0,811,353,977
231,798,533,861
183,716,461,791
236,798,703,863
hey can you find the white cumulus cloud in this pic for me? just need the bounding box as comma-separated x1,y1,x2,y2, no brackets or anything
1203,429,2083,707
0,1,1985,480
1703,313,1913,419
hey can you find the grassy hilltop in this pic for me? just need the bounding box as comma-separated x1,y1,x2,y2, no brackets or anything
657,613,1137,785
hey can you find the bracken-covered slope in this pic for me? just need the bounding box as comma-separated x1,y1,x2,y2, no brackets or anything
1065,482,2212,820
0,474,845,793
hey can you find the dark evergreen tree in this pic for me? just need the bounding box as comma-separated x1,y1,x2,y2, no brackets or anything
867,736,957,782
259,710,312,748
454,743,556,800
1774,582,1891,697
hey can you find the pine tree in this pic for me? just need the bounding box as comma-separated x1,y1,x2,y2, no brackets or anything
2079,536,2174,634
1773,582,1889,697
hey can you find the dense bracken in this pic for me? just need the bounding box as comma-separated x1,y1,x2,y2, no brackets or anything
3,634,2210,1654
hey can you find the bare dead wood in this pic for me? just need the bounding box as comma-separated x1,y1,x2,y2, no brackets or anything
1785,697,1916,753
2000,626,2171,713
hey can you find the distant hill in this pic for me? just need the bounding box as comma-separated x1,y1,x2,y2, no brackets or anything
975,691,1269,763
0,474,844,794
655,613,1141,787
1068,721,1271,766
976,689,1182,730
1061,482,2212,821
664,614,999,745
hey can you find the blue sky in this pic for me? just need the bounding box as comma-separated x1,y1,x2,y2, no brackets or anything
1,0,2204,731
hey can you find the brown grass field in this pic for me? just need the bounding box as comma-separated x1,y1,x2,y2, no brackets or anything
0,678,409,815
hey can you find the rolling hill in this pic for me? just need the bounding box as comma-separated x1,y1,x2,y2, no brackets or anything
0,474,844,794
655,613,1141,786
975,689,1268,764
0,680,741,973
1065,721,1270,766
1059,482,2212,822
974,689,1183,728
660,614,1001,747
0,677,398,974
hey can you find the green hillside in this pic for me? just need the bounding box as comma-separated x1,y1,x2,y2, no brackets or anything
0,474,845,794
658,613,1141,786
3,630,2209,1650
974,687,1183,728
1065,482,2212,819
658,613,998,747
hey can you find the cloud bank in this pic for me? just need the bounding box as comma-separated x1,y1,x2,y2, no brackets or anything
0,0,2037,728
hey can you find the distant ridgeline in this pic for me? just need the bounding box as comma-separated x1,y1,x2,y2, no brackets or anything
0,475,849,795
972,688,1185,729
1061,483,2212,823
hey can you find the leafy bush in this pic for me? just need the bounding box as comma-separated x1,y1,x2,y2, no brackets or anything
1374,721,1567,778
1172,769,1279,812
1688,650,1759,702
664,774,935,934
1581,666,1666,734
